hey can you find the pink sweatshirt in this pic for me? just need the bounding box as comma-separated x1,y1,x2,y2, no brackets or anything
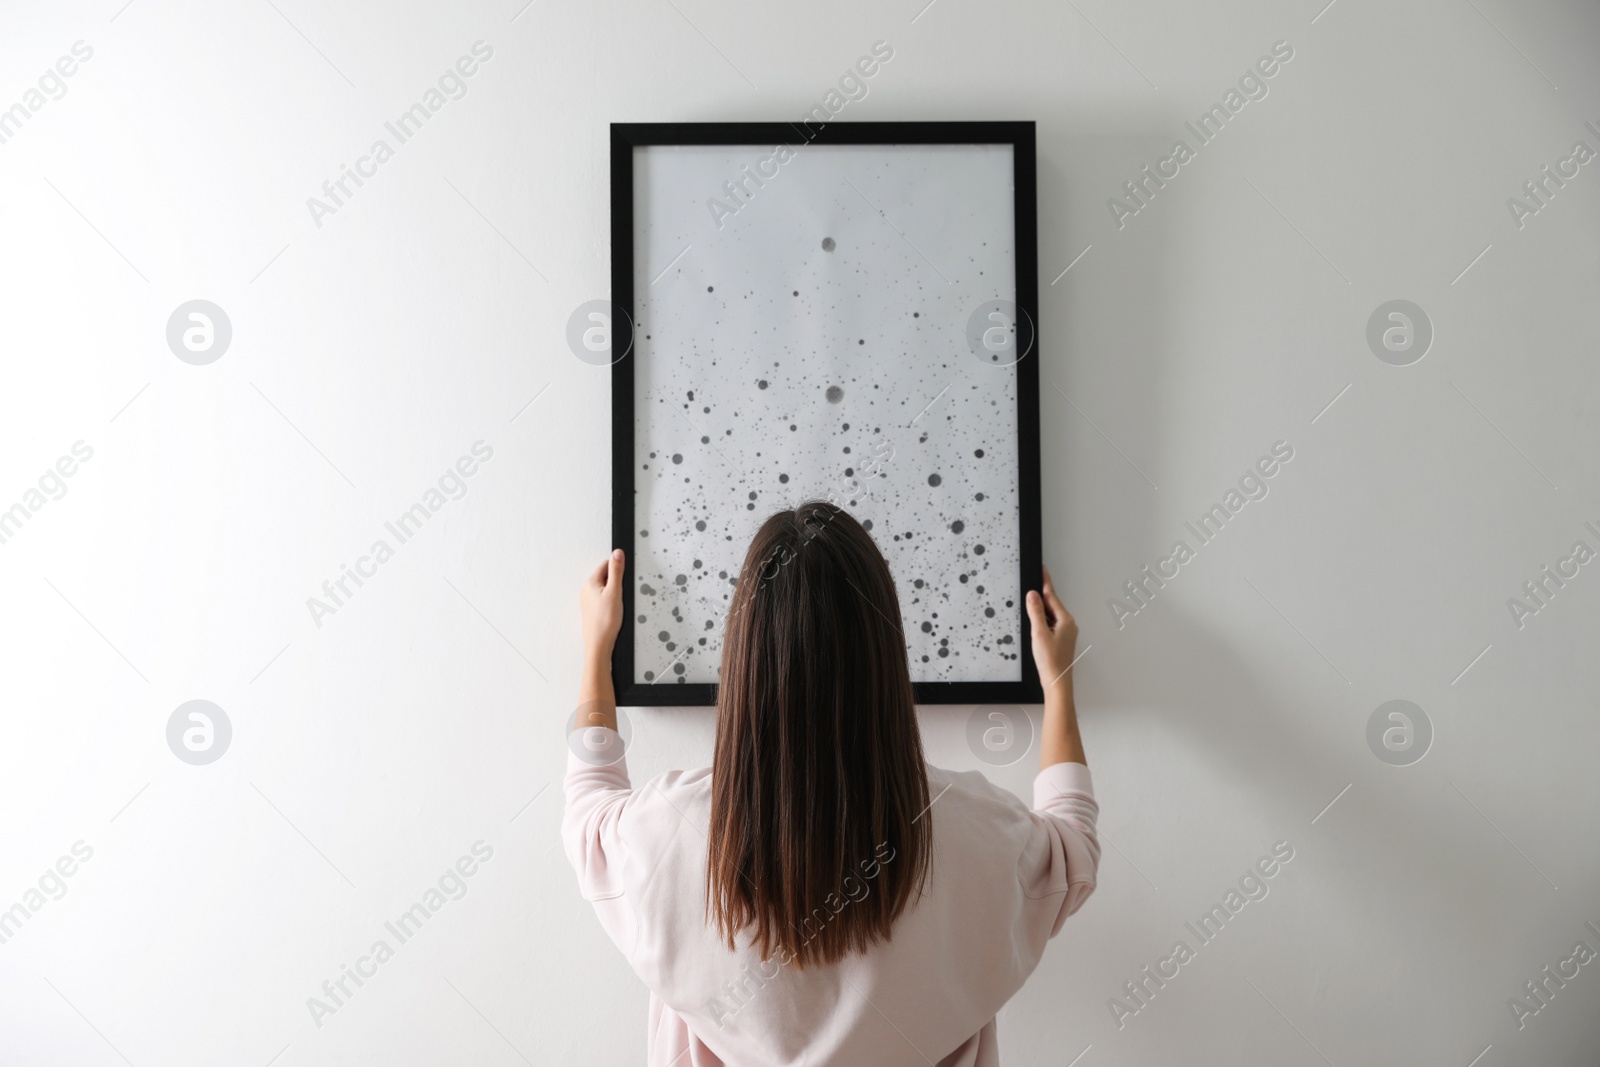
563,727,1100,1067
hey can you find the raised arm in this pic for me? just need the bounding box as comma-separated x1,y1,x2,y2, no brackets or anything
576,549,625,733
564,548,635,912
1026,565,1085,769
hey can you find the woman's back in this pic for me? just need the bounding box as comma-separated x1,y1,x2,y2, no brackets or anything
567,502,1097,1065
563,746,1098,1065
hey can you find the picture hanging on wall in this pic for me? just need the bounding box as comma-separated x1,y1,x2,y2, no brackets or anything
609,120,1042,706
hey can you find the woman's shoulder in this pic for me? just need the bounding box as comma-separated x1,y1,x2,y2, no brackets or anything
629,765,714,811
615,767,716,894
654,765,712,788
916,765,1059,893
923,763,1034,824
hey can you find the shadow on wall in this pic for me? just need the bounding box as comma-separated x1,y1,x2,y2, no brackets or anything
924,116,1540,1046
623,112,1539,1046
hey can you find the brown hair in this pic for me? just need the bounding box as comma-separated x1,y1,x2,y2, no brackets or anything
706,501,932,968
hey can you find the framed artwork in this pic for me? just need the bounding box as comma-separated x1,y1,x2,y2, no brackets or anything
610,120,1042,706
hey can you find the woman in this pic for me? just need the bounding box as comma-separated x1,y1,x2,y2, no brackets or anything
565,502,1098,1066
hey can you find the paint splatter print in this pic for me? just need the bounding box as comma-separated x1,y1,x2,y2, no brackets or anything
631,144,1021,685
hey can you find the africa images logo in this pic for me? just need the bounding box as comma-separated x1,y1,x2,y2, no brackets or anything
1107,841,1295,1029
704,40,895,231
305,841,495,1029
305,42,495,229
1107,441,1294,628
1106,40,1295,229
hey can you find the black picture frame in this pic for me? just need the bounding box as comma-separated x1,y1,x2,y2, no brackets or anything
610,120,1043,707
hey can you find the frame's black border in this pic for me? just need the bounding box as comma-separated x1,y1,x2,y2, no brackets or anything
611,120,1043,707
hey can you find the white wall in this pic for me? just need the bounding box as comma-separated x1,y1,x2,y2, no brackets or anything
2,1,1597,1064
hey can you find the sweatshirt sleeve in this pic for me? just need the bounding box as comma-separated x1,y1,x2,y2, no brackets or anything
1022,761,1100,937
561,727,635,904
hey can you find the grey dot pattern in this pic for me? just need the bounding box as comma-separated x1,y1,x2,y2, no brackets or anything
632,145,1022,685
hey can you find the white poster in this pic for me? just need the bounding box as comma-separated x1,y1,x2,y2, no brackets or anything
630,142,1022,686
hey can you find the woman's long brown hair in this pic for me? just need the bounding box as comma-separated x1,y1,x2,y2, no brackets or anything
706,501,931,969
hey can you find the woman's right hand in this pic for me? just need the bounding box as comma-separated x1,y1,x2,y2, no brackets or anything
1026,565,1078,692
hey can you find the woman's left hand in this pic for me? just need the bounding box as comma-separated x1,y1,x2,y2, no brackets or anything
580,549,626,664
